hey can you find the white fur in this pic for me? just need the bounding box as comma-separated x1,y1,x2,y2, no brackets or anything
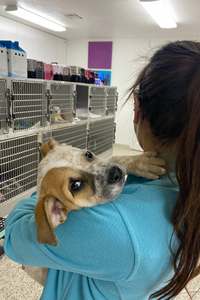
37,146,102,195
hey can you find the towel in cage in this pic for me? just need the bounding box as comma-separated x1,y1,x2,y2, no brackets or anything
14,119,41,130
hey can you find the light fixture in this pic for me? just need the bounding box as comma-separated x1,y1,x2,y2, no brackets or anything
5,5,66,32
140,0,177,29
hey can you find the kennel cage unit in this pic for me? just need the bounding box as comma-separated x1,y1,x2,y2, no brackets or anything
0,78,118,218
47,81,75,125
87,116,115,156
75,84,117,157
42,121,87,150
5,78,48,131
0,134,39,215
76,84,118,120
89,85,107,117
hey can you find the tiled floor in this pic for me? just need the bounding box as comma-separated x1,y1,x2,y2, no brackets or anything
0,144,199,300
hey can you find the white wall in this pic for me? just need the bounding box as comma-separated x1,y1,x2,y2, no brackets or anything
0,16,67,64
0,17,180,149
66,38,177,149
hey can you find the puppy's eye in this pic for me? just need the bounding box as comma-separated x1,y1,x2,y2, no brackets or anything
84,151,93,159
71,181,82,191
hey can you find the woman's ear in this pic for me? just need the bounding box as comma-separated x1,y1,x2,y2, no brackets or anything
133,95,140,124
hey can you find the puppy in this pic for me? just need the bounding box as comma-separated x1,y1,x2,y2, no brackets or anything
35,139,126,247
23,139,165,285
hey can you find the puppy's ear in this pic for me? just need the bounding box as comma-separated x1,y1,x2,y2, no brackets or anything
35,195,68,247
40,139,57,157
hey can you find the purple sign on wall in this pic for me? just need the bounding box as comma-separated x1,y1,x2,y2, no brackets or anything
88,42,113,70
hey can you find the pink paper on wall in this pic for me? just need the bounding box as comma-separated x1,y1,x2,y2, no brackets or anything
88,42,112,69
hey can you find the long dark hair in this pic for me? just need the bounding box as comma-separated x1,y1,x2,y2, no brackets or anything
127,41,200,300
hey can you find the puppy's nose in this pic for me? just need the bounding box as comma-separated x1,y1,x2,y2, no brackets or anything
108,166,123,183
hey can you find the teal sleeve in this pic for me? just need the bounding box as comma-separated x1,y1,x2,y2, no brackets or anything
4,192,134,281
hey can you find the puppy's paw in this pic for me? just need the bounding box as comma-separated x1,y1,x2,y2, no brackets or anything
128,152,165,180
22,265,48,286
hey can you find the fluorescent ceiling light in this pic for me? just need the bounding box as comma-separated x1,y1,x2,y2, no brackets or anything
5,5,66,32
140,0,177,29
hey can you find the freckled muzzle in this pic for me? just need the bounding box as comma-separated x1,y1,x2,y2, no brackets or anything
94,163,126,203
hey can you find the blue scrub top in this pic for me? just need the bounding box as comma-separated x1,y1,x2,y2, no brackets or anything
4,174,178,300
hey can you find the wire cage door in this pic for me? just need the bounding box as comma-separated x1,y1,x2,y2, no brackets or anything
0,79,9,134
51,122,87,149
88,117,115,156
106,87,117,116
50,82,74,125
0,134,39,204
89,86,107,117
11,80,47,131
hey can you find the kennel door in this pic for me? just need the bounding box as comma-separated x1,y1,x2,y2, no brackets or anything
89,86,106,117
11,80,47,131
76,84,89,121
52,122,87,149
0,79,8,134
106,87,117,116
50,82,74,124
88,117,115,156
0,134,39,204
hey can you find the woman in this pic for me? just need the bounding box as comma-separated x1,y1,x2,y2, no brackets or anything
4,40,199,300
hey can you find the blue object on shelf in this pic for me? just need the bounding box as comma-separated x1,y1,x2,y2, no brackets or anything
0,40,26,52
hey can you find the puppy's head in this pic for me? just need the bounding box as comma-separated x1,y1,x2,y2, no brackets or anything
35,139,126,247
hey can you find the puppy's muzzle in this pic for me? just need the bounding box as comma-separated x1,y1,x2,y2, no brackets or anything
108,166,123,184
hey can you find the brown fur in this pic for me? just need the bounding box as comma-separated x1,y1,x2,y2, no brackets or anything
40,139,57,157
24,139,165,285
35,167,100,246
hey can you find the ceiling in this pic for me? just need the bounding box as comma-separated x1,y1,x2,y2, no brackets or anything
0,0,199,40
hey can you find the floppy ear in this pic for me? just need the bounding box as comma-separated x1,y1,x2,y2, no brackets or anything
40,139,57,157
35,195,68,247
